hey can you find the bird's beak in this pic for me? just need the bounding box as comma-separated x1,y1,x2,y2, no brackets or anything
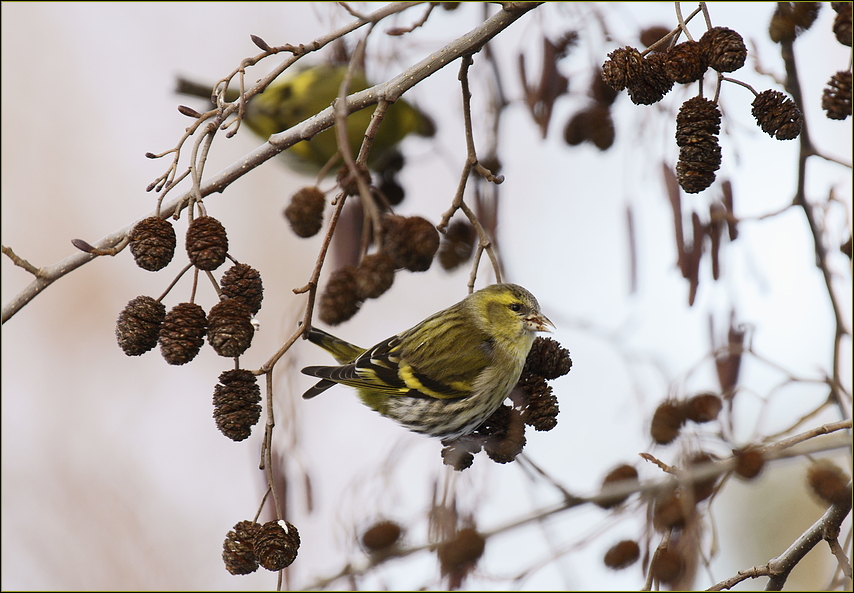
526,312,554,332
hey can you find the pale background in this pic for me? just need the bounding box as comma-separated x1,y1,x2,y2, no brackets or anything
2,2,851,590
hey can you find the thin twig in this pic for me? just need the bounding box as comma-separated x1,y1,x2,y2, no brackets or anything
1,2,541,325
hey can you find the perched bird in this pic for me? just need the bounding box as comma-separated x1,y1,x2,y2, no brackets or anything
301,283,553,440
176,63,435,173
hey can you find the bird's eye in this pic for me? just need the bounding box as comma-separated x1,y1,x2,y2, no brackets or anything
509,302,523,312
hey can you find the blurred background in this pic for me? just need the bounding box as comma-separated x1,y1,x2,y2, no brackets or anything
2,2,851,590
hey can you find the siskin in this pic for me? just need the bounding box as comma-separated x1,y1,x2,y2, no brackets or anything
302,283,553,440
176,63,435,173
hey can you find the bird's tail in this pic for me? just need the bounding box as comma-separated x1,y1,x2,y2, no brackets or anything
306,327,365,365
301,377,338,400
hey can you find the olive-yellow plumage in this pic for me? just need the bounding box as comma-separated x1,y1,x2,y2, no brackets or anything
177,63,434,173
301,284,553,440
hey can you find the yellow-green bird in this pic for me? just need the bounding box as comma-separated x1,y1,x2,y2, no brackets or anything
176,63,434,173
301,284,553,440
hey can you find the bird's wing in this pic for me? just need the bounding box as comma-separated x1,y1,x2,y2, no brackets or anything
302,335,474,400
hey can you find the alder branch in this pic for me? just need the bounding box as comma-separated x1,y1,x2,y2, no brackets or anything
302,422,851,589
0,2,542,325
707,483,852,591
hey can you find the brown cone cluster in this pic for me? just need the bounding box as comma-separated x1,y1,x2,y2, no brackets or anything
116,295,166,356
284,186,326,238
675,96,722,194
833,2,852,46
769,2,821,43
699,27,747,73
650,392,723,445
212,369,261,442
207,299,254,358
807,459,852,507
663,40,707,84
318,267,361,326
222,520,263,575
596,464,640,509
336,162,372,197
564,103,616,150
438,220,477,271
751,89,803,140
441,337,571,470
361,520,403,552
129,216,176,271
822,71,852,121
255,520,301,571
159,302,208,365
602,46,673,106
222,519,300,575
354,253,396,300
603,539,640,570
437,527,486,590
220,263,264,315
315,213,442,325
381,214,441,273
186,215,229,270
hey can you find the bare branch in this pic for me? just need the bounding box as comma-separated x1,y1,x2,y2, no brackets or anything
1,2,541,325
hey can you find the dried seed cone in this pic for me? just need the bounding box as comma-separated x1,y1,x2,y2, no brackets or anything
675,96,722,193
481,405,526,464
255,520,300,571
520,384,559,431
438,527,485,589
186,215,228,270
652,489,688,530
378,177,405,206
589,67,620,107
438,220,478,271
650,548,686,585
650,400,686,444
336,162,371,197
116,295,166,356
563,110,590,146
222,520,262,575
769,3,821,43
640,26,672,50
381,215,440,272
602,46,644,91
628,52,674,105
807,459,852,506
700,26,747,73
354,253,396,300
319,267,361,326
664,41,708,84
686,451,719,502
284,186,326,238
564,104,615,150
751,89,803,140
361,520,402,551
221,263,264,315
524,337,573,379
604,540,640,570
822,71,852,120
441,440,478,471
769,4,798,43
602,45,675,103
129,216,176,271
833,2,852,46
213,369,261,442
682,392,722,423
734,448,765,480
207,299,254,358
792,3,822,29
159,302,208,365
597,464,639,509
